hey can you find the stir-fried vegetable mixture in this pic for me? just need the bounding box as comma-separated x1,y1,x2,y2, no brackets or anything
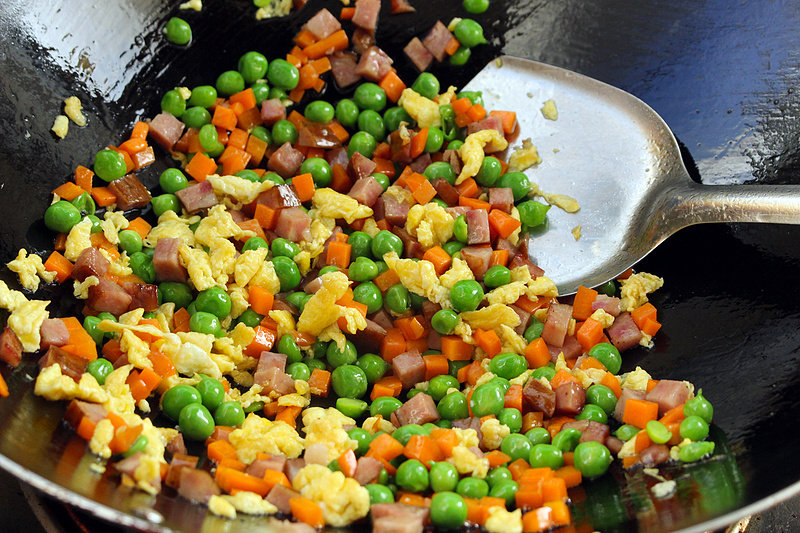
0,2,717,531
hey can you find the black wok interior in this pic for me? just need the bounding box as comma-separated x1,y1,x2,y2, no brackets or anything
2,0,800,531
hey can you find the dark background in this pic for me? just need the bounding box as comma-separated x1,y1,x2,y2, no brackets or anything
1,0,800,531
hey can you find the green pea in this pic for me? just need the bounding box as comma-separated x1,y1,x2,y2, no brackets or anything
372,172,390,191
450,280,484,312
385,284,410,314
576,403,608,424
160,89,186,118
304,357,326,372
336,397,369,419
486,466,512,488
428,374,459,402
457,91,484,106
271,256,301,291
190,311,223,337
531,365,556,381
195,377,225,411
430,309,459,335
525,427,551,446
371,230,403,259
354,82,387,112
680,415,710,441
463,0,490,14
161,385,202,421
69,192,95,217
366,484,395,504
93,149,127,182
517,200,550,227
272,119,298,145
489,353,527,380
429,461,459,492
683,389,714,423
286,361,311,382
234,170,260,183
331,365,369,399
358,109,386,140
82,214,102,233
129,252,155,284
552,428,581,452
243,401,264,414
501,433,532,462
240,237,267,253
195,287,232,319
490,479,518,507
430,491,467,530
326,340,358,367
188,85,217,108
447,140,464,151
523,318,545,343
349,258,378,284
396,459,429,493
250,81,270,104
262,172,285,185
452,215,468,243
319,265,340,276
250,127,271,147
86,358,113,385
212,401,245,427
181,106,211,129
442,241,464,257
406,389,423,399
573,441,612,478
497,172,531,202
614,424,640,441
457,476,489,499
165,17,192,45
483,266,511,289
118,433,149,459
597,280,617,297
454,19,487,48
348,427,372,456
336,99,360,128
498,408,523,433
277,334,303,364
368,396,401,420
238,51,268,84
304,100,335,124
268,87,288,102
436,419,452,429
586,384,618,415
678,441,715,462
424,126,444,153
448,45,471,65
384,106,414,132
588,343,622,374
44,201,81,233
159,168,188,194
470,382,505,417
151,194,179,217
438,390,469,420
646,420,673,444
348,130,377,158
267,59,300,90
299,157,332,188
271,238,300,258
285,291,307,312
529,443,564,469
410,73,440,100
178,403,215,440
353,282,383,314
159,282,193,309
424,161,456,185
357,353,388,384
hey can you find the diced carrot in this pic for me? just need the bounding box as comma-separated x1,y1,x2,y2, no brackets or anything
452,97,472,115
504,383,523,412
600,371,622,398
523,338,551,369
371,375,403,400
228,101,245,117
254,203,279,231
544,500,571,526
340,6,355,19
633,430,651,453
488,249,509,269
379,70,406,103
215,466,270,496
330,162,353,192
149,350,176,378
541,476,567,502
576,317,604,352
549,368,580,390
43,251,73,283
0,372,8,397
631,302,657,328
52,182,85,201
374,269,401,292
404,434,444,464
372,157,395,178
244,325,277,357
230,89,258,112
485,450,512,467
441,335,473,361
622,455,640,469
553,465,582,488
290,497,324,528
172,307,191,333
445,36,461,56
572,285,598,321
516,486,545,510
396,492,430,507
211,105,238,131
373,142,391,160
328,122,350,144
395,315,426,340
659,404,686,425
459,196,492,210
185,152,217,182
307,368,331,397
410,128,428,158
126,217,152,240
294,29,319,48
546,416,575,439
275,405,302,428
429,427,459,457
262,468,291,492
515,295,553,314
302,29,349,59
237,219,267,242
411,176,436,204
248,285,274,316
646,379,659,393
488,208,522,239
74,165,94,193
367,432,404,461
381,328,407,362
326,240,352,269
422,246,452,275
522,412,544,433
622,399,660,429
423,354,449,381
455,177,480,198
577,356,606,372
488,110,518,134
219,145,250,175
466,103,487,122
640,318,662,336
292,172,316,203
473,328,502,357
207,439,239,463
226,128,248,151
120,137,147,155
245,134,268,166
297,64,320,91
522,507,554,533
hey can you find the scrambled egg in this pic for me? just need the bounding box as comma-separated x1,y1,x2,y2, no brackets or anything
362,415,395,434
64,218,92,261
438,257,474,290
210,491,277,519
51,115,69,138
228,413,304,463
383,185,414,206
457,129,509,184
35,364,107,402
589,309,615,328
0,280,50,352
405,203,454,249
208,496,236,520
485,507,523,533
302,407,357,463
435,85,458,106
572,225,582,241
398,88,442,128
226,383,271,410
179,244,215,291
207,174,273,205
255,0,292,19
64,96,87,126
452,428,480,448
461,304,520,331
481,418,510,450
571,367,607,389
269,310,295,339
7,249,56,291
179,0,202,10
169,333,222,378
383,252,450,306
448,445,489,478
312,188,373,223
361,217,381,237
120,329,154,369
620,366,651,391
540,99,558,121
507,139,541,172
297,271,365,337
509,369,533,387
234,248,269,287
248,259,281,294
498,324,527,355
145,211,198,247
89,418,115,458
101,210,129,245
486,281,528,306
101,365,138,417
529,182,581,214
619,272,664,312
292,464,370,527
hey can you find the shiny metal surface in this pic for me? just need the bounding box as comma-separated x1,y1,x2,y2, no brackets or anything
467,56,800,295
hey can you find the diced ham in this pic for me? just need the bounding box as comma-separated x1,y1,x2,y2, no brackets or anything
391,350,425,389
267,519,316,533
646,380,691,417
354,456,384,485
460,245,492,280
395,392,440,426
88,278,133,316
268,142,305,178
351,28,376,55
347,151,378,181
330,51,361,88
522,377,556,417
445,206,471,219
612,388,646,422
302,8,341,39
283,457,306,483
432,178,459,206
422,21,455,62
64,400,107,431
421,300,441,324
382,196,411,226
256,351,288,374
592,294,622,316
255,184,302,210
175,179,217,215
108,174,152,211
352,0,381,31
148,112,185,151
562,419,611,444
132,146,155,169
349,176,384,207
392,227,423,259
72,247,109,282
257,367,295,396
409,153,431,175
370,309,395,331
468,115,504,137
115,452,161,493
274,207,312,242
178,468,220,504
0,327,23,367
265,483,302,514
38,319,69,351
605,436,624,455
558,334,583,361
247,455,287,478
489,188,514,213
389,130,413,165
427,330,442,351
153,238,187,283
495,238,518,253
442,148,462,175
555,381,585,416
451,417,483,442
403,37,433,72
607,313,643,352
509,251,545,278
165,453,198,489
373,515,424,533
304,442,330,465
391,0,416,14
303,277,323,294
355,46,394,82
261,98,287,126
297,123,341,149
166,433,187,457
509,305,531,336
638,443,671,467
352,319,387,353
542,303,572,347
465,209,490,244
326,146,350,168
371,503,429,533
123,282,159,312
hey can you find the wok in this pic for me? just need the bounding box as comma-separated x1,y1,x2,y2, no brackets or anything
1,0,799,531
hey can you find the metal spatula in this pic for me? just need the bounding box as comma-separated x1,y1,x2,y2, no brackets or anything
465,56,800,295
